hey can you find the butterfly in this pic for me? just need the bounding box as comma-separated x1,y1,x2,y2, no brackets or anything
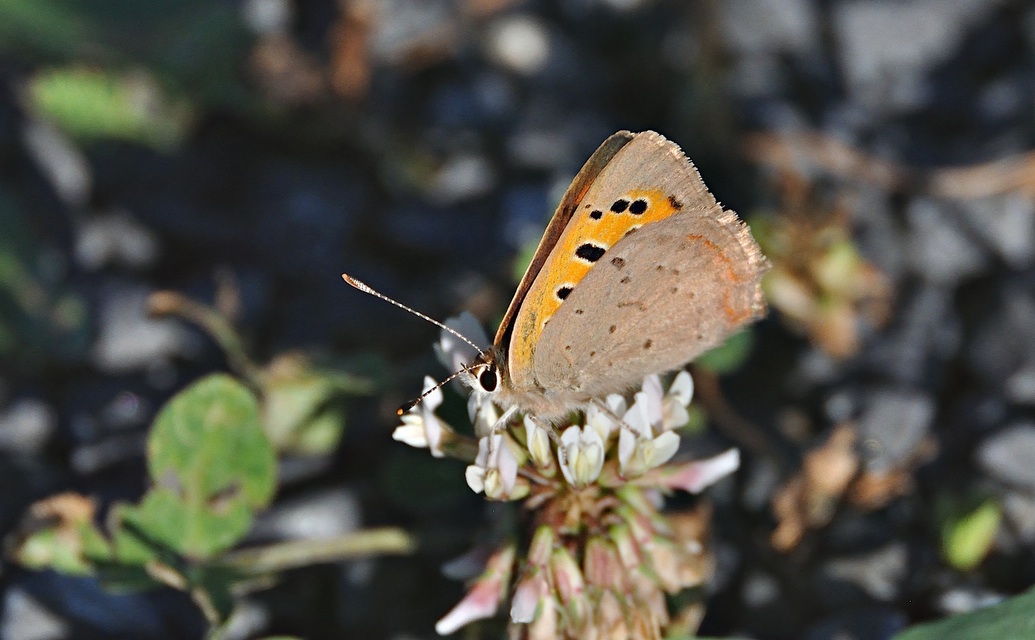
347,130,768,422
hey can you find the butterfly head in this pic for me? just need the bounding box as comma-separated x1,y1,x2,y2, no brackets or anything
467,349,505,397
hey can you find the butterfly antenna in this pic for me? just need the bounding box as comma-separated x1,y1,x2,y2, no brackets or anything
396,365,477,415
341,273,486,356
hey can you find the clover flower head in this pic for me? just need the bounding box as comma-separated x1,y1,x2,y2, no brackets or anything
395,317,742,639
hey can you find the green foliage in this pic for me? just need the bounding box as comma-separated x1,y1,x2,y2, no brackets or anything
892,588,1035,640
0,0,253,110
261,353,380,455
143,374,276,558
12,375,272,617
695,329,755,374
28,66,192,149
10,372,412,634
939,495,1002,572
0,192,90,370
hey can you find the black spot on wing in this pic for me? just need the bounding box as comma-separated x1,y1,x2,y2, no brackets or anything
669,195,683,209
611,256,626,268
610,199,629,213
556,286,573,300
589,210,603,220
629,199,648,215
575,243,606,263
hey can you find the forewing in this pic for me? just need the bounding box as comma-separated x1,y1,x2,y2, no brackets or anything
494,131,635,348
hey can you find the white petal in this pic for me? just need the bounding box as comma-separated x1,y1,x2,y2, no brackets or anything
668,370,694,406
605,393,627,416
618,428,636,470
420,375,444,409
392,423,428,448
661,400,690,431
646,431,680,468
496,438,519,493
466,465,486,493
623,396,653,437
641,374,663,405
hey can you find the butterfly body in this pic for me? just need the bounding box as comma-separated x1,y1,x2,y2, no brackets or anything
471,130,769,421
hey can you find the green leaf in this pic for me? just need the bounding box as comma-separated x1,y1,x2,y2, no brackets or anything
942,498,1002,572
695,329,754,374
27,66,192,149
892,588,1035,640
136,374,275,559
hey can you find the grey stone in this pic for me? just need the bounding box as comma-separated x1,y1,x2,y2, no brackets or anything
0,398,55,454
866,284,960,385
906,198,988,285
249,487,363,541
75,210,160,271
968,285,1035,403
721,0,820,56
957,194,1035,268
834,0,1003,112
977,423,1035,490
0,587,70,640
823,543,908,601
856,388,935,473
91,283,196,373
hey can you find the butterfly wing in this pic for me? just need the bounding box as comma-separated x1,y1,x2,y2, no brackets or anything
493,131,635,348
519,131,768,399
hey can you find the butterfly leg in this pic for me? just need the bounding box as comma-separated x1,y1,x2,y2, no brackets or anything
589,398,636,437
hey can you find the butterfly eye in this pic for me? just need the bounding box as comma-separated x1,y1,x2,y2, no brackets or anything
478,366,499,393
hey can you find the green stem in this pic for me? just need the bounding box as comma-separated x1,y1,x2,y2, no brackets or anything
147,291,263,385
220,527,415,575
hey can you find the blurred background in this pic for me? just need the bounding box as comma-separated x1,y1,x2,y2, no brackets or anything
2,0,1035,638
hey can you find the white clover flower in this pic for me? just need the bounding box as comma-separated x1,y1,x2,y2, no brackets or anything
434,311,489,375
617,377,681,477
466,433,522,499
393,376,449,458
524,416,553,469
558,425,605,486
661,370,694,431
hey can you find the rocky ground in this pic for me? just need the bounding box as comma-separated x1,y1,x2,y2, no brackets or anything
2,0,1035,638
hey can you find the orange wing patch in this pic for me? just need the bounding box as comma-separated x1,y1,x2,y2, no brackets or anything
509,187,683,376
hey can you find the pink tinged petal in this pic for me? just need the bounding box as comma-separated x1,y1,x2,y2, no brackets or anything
510,571,549,623
526,597,558,640
435,544,515,635
528,526,555,566
659,448,741,494
609,523,642,570
550,546,585,604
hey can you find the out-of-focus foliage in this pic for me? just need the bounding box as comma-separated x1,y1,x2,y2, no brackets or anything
0,191,90,370
892,588,1035,640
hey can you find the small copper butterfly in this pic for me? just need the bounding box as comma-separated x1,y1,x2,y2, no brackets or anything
346,130,769,420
